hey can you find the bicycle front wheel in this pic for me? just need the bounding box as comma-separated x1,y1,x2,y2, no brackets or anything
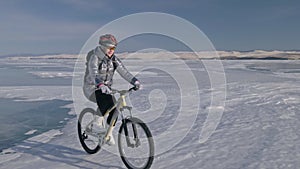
118,117,154,169
77,108,100,154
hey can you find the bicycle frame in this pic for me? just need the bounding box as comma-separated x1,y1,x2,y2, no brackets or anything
101,87,135,144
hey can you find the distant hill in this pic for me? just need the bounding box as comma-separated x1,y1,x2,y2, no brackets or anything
3,50,300,60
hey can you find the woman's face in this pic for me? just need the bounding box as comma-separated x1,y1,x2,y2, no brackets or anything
104,46,115,57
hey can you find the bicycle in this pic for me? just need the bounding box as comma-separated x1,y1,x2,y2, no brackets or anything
77,87,154,169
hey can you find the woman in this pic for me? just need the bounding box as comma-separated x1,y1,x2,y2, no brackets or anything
83,34,140,145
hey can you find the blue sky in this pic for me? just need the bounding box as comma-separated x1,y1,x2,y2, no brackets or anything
1,0,299,55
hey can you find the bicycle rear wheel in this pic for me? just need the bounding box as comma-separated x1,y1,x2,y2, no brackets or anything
118,117,154,169
78,108,100,154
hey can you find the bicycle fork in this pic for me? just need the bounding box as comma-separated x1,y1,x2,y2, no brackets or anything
122,118,141,148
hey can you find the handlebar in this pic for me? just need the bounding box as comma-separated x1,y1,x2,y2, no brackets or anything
110,86,137,95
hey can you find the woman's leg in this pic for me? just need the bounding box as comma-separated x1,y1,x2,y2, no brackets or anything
95,90,117,125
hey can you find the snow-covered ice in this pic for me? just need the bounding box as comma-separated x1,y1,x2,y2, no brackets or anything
0,53,300,169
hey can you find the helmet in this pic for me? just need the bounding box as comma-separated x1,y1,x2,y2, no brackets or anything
99,34,117,47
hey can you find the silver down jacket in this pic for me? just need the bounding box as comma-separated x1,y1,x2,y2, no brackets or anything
83,46,138,101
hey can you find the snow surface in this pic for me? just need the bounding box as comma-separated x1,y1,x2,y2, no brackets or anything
0,53,300,169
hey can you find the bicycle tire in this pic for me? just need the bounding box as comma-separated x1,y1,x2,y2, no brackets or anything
118,117,154,169
78,108,100,154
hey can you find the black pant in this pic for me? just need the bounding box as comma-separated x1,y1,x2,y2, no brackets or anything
95,90,117,126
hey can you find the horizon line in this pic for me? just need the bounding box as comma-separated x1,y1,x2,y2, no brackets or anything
2,49,300,58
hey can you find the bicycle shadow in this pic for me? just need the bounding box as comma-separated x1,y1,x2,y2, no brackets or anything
11,140,126,169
